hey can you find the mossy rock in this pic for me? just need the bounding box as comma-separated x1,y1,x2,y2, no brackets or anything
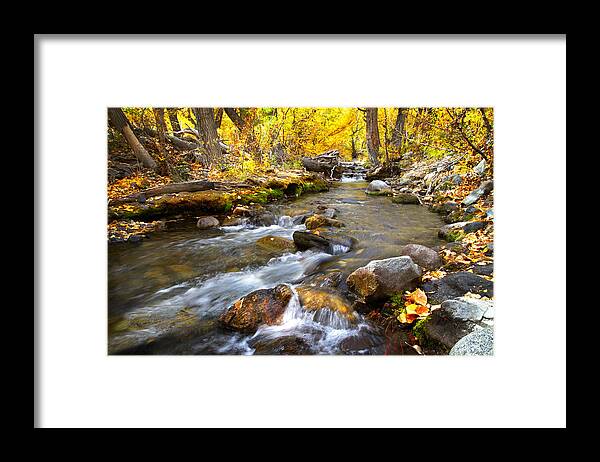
109,190,234,220
391,193,420,204
305,214,345,230
445,230,464,242
412,317,449,354
255,235,296,253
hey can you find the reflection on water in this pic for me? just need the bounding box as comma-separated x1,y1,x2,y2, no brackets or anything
108,181,445,355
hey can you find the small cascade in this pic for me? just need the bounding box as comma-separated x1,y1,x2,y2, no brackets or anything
328,243,350,255
339,161,367,182
277,215,294,228
280,285,360,330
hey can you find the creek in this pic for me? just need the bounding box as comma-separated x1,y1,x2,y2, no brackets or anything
108,180,446,354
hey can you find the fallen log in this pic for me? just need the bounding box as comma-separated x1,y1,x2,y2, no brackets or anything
167,135,199,150
109,180,216,205
301,154,343,179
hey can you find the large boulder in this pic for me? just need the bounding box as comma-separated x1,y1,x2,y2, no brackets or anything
292,230,356,255
416,297,494,351
399,244,443,270
305,214,345,230
196,216,220,229
365,180,392,196
462,180,493,206
346,256,422,301
449,327,493,356
219,284,293,333
422,272,493,304
255,235,296,253
391,193,420,204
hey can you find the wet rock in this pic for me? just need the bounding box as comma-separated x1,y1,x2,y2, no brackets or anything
399,244,443,270
219,284,293,333
449,327,493,356
462,180,493,206
346,256,422,302
296,286,358,323
291,213,312,225
302,271,344,288
391,193,420,204
422,272,493,304
255,235,296,253
221,216,243,226
293,231,331,252
305,214,345,230
339,333,385,355
196,216,220,229
462,221,488,234
351,299,372,315
255,212,276,226
365,180,392,196
232,206,252,216
292,231,356,255
250,336,312,355
320,208,338,218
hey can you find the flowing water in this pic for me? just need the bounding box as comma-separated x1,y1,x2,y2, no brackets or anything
108,180,446,355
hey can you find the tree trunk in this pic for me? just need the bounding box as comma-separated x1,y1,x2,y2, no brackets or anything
153,108,167,151
214,108,224,128
193,107,221,166
351,136,358,160
108,108,157,169
365,108,380,166
391,108,406,149
224,107,246,131
168,108,181,132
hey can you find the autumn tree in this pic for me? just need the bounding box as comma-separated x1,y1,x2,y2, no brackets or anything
108,108,157,169
391,108,406,150
167,108,181,132
362,108,380,166
193,107,222,166
224,108,261,162
152,108,167,154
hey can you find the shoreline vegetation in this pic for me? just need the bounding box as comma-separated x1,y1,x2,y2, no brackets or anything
108,107,494,355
